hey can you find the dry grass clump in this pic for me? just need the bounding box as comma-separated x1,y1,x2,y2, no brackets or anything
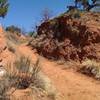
33,71,57,98
0,70,16,100
13,56,41,89
7,42,16,53
0,56,57,100
5,32,19,44
0,56,41,99
0,78,10,100
80,59,100,79
15,56,57,99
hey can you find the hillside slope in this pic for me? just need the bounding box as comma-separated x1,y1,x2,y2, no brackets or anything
0,29,59,100
0,11,100,100
0,27,100,100
18,43,100,100
29,11,100,61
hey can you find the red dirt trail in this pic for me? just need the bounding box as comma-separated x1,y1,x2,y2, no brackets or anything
18,44,100,100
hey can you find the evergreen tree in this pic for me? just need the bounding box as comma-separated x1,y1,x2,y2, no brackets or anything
6,25,21,36
92,0,100,12
74,0,100,11
0,0,9,18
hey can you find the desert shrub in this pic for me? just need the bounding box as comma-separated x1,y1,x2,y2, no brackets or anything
5,32,18,44
1,56,57,100
28,31,36,37
0,78,10,100
14,56,41,89
30,71,57,100
0,72,16,100
14,56,57,99
68,8,82,18
80,59,100,79
0,57,40,100
6,25,21,36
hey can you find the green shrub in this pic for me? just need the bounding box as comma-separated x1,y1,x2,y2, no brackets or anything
0,0,9,18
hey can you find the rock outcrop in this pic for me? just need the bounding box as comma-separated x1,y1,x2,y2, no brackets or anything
30,12,100,61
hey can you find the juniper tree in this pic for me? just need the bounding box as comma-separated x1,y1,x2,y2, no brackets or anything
74,0,100,11
0,0,9,18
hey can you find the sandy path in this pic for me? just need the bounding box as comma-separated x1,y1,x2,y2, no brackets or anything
18,45,100,100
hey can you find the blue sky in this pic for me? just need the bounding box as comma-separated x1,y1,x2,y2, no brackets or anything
1,0,74,32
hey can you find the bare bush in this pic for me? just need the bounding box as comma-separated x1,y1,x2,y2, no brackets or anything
41,8,52,22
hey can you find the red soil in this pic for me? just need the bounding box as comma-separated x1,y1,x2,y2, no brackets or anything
18,44,100,100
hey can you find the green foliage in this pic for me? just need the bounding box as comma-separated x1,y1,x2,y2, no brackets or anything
67,8,82,18
6,25,21,36
0,0,9,18
28,31,35,37
81,0,99,11
92,0,100,12
68,0,100,11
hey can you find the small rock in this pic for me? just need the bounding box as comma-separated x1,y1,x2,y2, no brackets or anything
3,46,7,50
0,59,2,62
0,65,3,67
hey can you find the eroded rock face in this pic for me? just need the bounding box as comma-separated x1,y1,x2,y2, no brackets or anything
30,12,100,61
